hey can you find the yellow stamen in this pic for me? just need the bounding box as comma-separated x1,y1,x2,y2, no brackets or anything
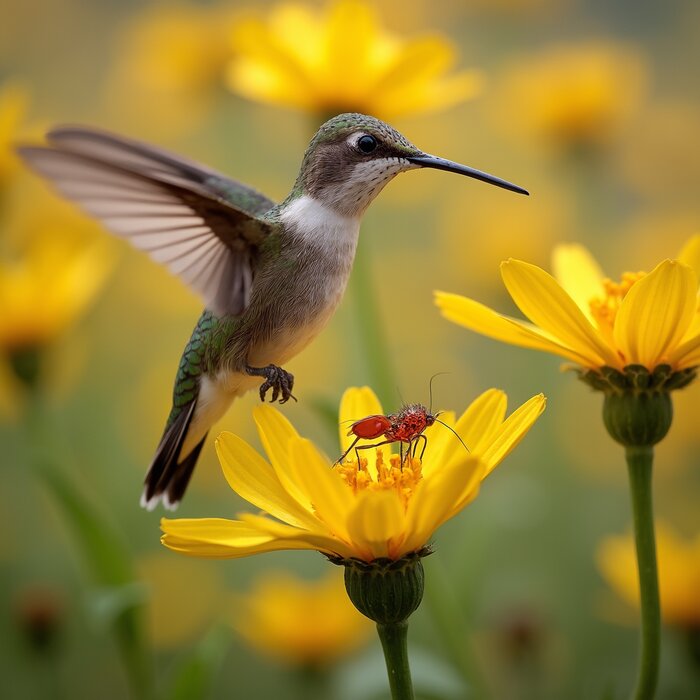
336,449,423,508
589,271,646,341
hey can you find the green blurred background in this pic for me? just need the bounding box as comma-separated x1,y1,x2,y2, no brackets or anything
1,0,699,698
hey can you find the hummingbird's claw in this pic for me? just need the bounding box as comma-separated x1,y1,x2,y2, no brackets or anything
246,364,297,404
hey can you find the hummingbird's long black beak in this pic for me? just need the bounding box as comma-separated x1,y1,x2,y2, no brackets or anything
407,153,529,196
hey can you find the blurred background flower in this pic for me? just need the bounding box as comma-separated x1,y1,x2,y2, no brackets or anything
225,0,482,119
597,522,700,628
492,41,648,155
230,569,372,668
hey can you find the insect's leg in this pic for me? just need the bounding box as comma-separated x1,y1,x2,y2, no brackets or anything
356,440,395,468
336,436,361,465
418,434,428,461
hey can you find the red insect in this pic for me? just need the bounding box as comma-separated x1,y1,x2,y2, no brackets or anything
338,403,468,466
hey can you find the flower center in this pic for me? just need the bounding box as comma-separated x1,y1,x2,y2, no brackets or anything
589,271,646,339
336,449,423,509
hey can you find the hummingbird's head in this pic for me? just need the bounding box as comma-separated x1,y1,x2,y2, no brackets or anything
292,113,528,218
292,113,422,217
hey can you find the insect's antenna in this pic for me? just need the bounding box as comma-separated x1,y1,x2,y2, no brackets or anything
428,372,450,414
395,384,406,408
434,417,471,454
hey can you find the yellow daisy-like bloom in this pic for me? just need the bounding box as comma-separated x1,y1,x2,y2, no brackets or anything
231,569,372,667
598,522,700,627
0,233,110,352
162,387,545,562
495,41,647,150
0,82,29,187
435,236,700,374
225,0,482,119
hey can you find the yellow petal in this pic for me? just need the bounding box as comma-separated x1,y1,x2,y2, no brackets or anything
215,432,316,529
286,437,352,540
346,490,405,560
161,517,331,559
435,291,598,366
614,260,697,366
455,389,508,454
501,260,618,366
338,386,384,451
551,243,605,323
238,513,352,558
668,330,700,368
404,456,484,552
480,394,546,476
253,405,311,511
161,518,274,557
677,235,700,279
419,409,455,475
323,0,384,90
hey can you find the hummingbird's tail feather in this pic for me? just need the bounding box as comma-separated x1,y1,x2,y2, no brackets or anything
161,435,207,511
141,401,199,511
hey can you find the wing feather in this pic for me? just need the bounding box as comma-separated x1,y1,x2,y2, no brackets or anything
18,134,279,316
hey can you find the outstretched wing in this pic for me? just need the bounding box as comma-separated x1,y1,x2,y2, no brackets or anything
18,126,278,316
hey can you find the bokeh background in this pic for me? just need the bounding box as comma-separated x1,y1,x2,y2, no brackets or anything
1,0,699,698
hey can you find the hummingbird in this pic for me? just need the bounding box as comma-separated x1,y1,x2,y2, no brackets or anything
18,113,528,510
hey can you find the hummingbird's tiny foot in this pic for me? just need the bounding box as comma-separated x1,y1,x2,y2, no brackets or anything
246,364,296,404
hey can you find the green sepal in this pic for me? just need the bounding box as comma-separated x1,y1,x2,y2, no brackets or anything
603,391,672,448
331,550,429,625
577,363,697,448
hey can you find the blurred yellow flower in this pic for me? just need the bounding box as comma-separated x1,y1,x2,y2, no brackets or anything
436,236,700,373
0,82,29,187
613,101,700,203
495,42,648,151
114,5,233,95
162,387,544,562
226,0,482,119
107,4,236,135
0,230,111,352
231,569,372,667
597,522,700,626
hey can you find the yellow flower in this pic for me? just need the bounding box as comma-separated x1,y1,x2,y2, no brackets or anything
231,569,372,667
106,4,236,136
0,82,29,187
162,387,545,562
495,41,647,150
435,236,700,373
0,228,111,352
114,6,233,96
597,522,700,626
225,0,482,119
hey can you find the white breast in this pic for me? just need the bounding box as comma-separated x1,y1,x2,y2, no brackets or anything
280,195,360,258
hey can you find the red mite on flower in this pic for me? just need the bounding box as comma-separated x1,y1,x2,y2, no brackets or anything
338,403,469,465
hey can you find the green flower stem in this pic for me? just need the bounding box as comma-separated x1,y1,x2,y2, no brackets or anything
349,238,397,407
626,446,661,700
376,621,415,700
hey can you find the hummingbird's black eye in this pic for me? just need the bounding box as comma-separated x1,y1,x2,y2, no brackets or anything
357,134,378,154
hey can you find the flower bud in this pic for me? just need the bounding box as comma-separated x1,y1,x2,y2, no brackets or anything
339,552,427,625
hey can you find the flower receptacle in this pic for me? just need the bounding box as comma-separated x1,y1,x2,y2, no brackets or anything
578,364,696,448
336,551,428,625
